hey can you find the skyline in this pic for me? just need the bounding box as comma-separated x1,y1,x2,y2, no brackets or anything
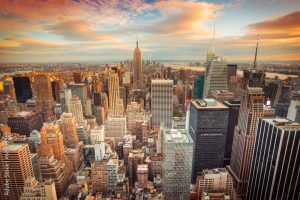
0,0,300,63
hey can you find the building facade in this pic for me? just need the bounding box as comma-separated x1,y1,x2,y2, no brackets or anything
151,80,173,128
133,37,143,89
248,118,300,200
203,57,228,98
189,99,229,182
196,168,234,200
227,87,264,199
0,143,35,200
35,74,55,121
194,75,204,99
69,96,85,124
162,129,193,200
223,100,240,166
7,111,43,137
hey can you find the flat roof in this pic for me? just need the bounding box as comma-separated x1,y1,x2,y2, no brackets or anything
151,79,173,84
15,111,32,117
263,118,300,129
1,143,26,152
223,100,241,106
191,99,228,109
164,129,192,143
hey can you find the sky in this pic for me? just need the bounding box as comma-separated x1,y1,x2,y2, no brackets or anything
0,0,300,63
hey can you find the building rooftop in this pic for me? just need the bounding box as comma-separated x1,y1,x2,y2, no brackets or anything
164,129,192,144
1,143,26,152
11,111,32,117
202,168,228,175
223,100,241,106
137,164,148,171
264,118,300,128
151,79,173,84
192,99,228,109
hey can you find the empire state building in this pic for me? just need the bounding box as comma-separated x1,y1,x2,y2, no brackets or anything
133,36,143,89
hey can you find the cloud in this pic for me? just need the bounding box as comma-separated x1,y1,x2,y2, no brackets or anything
4,36,18,40
0,1,299,62
21,38,63,47
44,20,120,43
243,11,300,48
144,1,223,39
248,11,300,31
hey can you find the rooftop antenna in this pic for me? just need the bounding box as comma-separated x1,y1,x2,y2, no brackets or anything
254,34,259,70
212,22,216,53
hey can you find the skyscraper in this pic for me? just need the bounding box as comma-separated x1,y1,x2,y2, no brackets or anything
227,87,264,199
133,36,143,89
0,143,34,200
13,76,32,103
60,112,79,148
35,74,55,121
194,75,204,99
151,80,173,128
37,123,73,197
203,56,228,98
51,79,62,102
73,71,83,83
3,79,16,100
137,164,148,189
59,89,72,113
188,99,229,182
68,83,88,114
248,118,300,200
108,73,122,115
223,100,240,166
287,90,300,123
162,128,193,200
7,111,43,137
69,96,85,124
38,123,65,161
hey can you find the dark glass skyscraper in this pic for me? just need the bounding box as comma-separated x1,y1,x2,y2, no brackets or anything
248,118,300,200
194,75,204,99
189,99,229,182
13,76,32,103
223,100,240,166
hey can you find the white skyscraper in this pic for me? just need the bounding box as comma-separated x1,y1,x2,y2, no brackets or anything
203,56,228,98
95,141,105,161
69,96,84,124
59,89,72,113
151,80,173,128
162,128,193,200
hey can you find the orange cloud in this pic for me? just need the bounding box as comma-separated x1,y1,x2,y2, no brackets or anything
44,20,125,45
151,0,223,39
22,38,63,47
245,11,300,46
248,11,300,32
4,36,18,40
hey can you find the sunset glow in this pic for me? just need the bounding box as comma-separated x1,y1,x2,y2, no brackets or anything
0,0,300,63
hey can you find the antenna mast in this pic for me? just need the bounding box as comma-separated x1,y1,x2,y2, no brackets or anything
212,23,215,53
254,34,259,70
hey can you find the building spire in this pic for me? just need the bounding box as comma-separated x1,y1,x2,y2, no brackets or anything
212,22,215,53
254,34,259,70
136,35,139,48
